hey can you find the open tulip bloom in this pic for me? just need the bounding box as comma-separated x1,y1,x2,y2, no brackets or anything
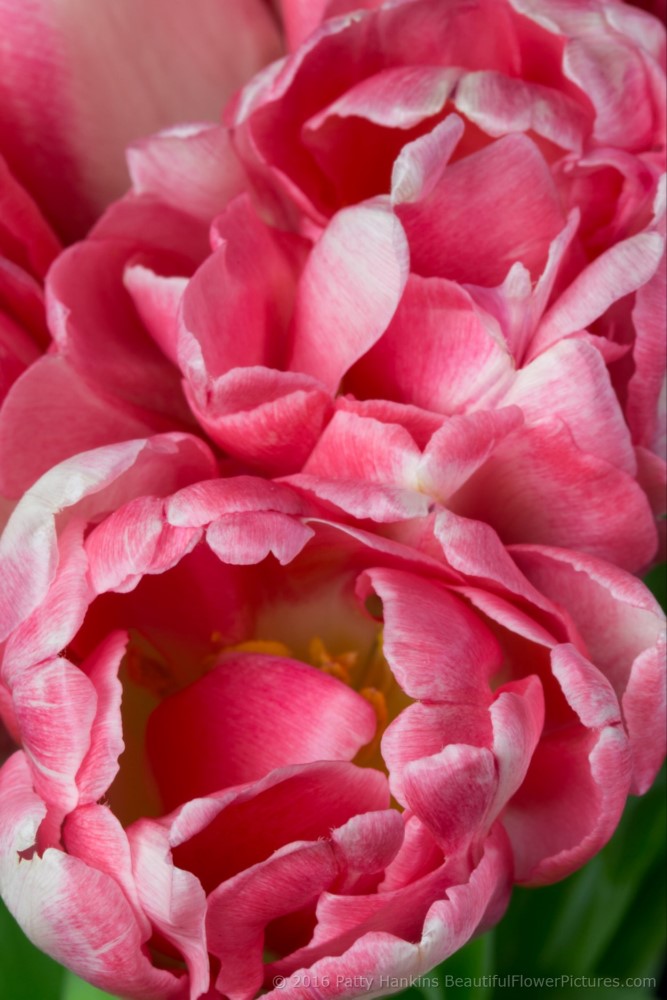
0,1,665,998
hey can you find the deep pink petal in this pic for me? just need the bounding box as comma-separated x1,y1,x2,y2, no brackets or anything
147,654,377,810
398,134,565,285
47,241,187,419
349,275,514,414
0,154,60,278
450,420,658,571
0,356,161,498
185,367,333,474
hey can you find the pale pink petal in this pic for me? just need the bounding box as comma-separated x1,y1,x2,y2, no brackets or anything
284,474,429,523
487,675,545,823
433,510,563,626
186,367,333,474
123,266,188,368
62,803,150,937
463,209,580,364
0,433,215,643
503,339,637,475
207,810,402,990
626,248,666,454
636,445,666,559
0,0,281,239
504,644,632,884
263,824,511,998
563,34,660,151
511,545,666,793
305,65,456,131
529,231,664,360
210,840,339,1000
85,495,200,594
159,760,391,899
166,476,307,528
206,511,314,565
359,568,502,701
0,754,183,999
288,200,409,391
177,194,304,382
419,408,524,501
383,702,493,805
75,631,127,804
2,520,91,678
128,819,210,999
127,123,247,224
11,657,97,815
277,0,331,50
400,745,497,853
380,815,442,892
301,409,422,487
453,69,590,152
391,115,464,206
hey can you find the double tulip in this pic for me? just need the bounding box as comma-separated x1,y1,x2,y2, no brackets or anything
0,1,665,998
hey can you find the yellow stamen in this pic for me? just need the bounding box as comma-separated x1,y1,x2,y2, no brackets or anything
360,687,388,731
226,639,293,658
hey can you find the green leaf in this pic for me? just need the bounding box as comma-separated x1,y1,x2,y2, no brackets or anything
0,897,64,1000
644,563,666,611
60,972,118,1000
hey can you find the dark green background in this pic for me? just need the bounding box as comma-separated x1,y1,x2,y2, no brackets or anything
1,567,664,1000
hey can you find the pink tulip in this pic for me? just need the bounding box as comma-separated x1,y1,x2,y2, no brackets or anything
0,437,664,997
0,0,282,489
1,0,663,572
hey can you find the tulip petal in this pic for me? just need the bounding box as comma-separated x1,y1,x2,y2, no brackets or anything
359,567,502,701
398,134,564,285
511,545,666,794
0,754,182,998
147,654,377,810
288,200,409,391
0,0,281,239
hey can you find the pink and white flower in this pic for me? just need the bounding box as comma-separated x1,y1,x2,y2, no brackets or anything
0,437,663,997
1,0,663,571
